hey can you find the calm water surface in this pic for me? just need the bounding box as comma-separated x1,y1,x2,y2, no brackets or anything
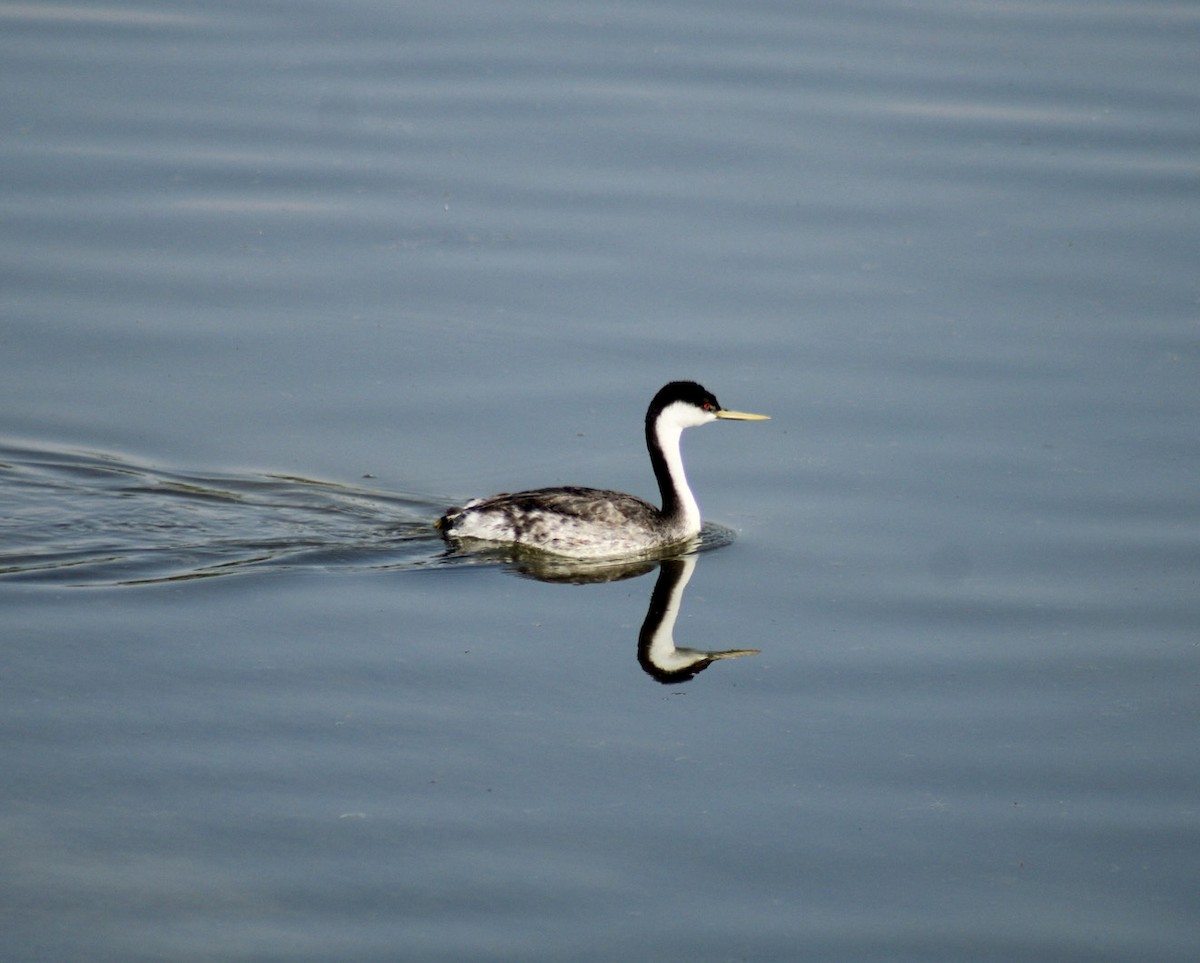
2,1,1198,960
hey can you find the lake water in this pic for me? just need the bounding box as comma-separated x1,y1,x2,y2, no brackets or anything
2,1,1198,960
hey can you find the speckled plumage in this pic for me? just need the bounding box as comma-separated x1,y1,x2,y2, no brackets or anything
437,485,689,559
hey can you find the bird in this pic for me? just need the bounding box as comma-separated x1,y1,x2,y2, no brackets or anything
436,381,769,559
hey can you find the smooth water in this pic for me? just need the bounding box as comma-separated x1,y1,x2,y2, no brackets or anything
2,1,1198,960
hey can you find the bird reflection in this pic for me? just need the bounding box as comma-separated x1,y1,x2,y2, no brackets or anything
485,546,759,683
635,555,759,684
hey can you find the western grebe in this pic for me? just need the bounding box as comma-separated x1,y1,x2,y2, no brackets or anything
436,381,769,559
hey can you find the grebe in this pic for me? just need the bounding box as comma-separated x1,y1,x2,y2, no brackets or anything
436,381,769,559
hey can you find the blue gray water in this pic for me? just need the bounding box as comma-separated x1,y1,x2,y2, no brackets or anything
2,1,1197,960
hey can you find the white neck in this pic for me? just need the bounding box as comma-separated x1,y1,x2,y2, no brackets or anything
653,413,701,534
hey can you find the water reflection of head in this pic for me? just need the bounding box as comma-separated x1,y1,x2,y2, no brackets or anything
637,555,759,684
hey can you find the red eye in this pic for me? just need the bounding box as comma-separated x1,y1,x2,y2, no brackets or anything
703,402,715,411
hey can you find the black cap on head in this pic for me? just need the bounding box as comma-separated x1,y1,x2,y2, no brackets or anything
648,381,720,420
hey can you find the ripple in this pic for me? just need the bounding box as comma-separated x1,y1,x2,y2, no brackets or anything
0,441,448,586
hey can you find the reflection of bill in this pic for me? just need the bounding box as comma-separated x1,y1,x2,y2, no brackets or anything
637,555,759,685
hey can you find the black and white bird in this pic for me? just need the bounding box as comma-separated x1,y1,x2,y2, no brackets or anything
436,381,769,559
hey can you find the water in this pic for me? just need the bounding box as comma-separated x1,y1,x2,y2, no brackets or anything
2,1,1198,960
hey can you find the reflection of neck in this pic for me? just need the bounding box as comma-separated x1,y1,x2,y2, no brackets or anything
637,556,759,684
